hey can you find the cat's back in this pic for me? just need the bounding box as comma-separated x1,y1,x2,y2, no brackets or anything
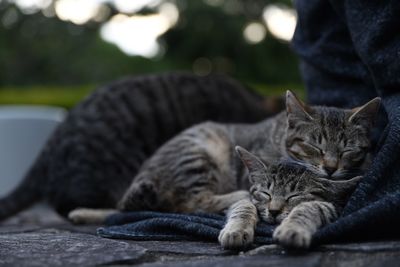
228,111,287,163
53,73,274,175
58,72,276,152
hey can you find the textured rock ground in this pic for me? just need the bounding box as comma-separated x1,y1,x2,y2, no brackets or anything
1,204,400,267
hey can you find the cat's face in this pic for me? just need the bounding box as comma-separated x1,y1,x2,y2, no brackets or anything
285,91,380,179
236,146,361,224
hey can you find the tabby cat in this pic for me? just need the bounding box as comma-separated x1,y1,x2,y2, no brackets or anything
219,147,361,249
69,91,379,249
0,73,279,220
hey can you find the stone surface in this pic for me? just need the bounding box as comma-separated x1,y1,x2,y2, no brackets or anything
134,240,233,256
133,251,400,267
0,229,147,266
1,205,400,267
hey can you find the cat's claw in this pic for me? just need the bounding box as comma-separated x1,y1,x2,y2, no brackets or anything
273,224,312,249
218,226,254,250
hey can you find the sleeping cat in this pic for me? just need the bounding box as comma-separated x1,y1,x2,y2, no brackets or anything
69,92,378,250
219,147,361,249
0,73,279,220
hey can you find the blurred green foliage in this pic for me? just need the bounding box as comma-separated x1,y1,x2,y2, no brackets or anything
0,0,303,107
0,83,304,109
0,86,93,108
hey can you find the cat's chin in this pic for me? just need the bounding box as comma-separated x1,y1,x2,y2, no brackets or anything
331,171,363,180
314,167,362,180
308,168,331,178
312,169,347,179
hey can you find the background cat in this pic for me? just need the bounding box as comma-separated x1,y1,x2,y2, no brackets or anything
219,147,361,249
0,73,281,220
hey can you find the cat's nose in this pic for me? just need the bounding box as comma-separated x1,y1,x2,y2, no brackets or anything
323,166,337,176
269,209,281,218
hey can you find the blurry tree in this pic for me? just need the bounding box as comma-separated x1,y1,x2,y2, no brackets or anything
0,0,302,89
165,1,300,84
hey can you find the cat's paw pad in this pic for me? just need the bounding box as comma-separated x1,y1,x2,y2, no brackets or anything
273,224,312,249
218,226,254,250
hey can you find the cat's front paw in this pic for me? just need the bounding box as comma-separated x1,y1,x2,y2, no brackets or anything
218,225,254,250
273,224,312,249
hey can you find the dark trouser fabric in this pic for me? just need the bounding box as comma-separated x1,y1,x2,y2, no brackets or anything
293,0,400,244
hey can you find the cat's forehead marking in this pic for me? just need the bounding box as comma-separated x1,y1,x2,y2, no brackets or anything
307,107,350,148
265,163,313,191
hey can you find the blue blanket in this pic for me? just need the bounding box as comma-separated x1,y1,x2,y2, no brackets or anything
98,211,274,245
98,0,400,246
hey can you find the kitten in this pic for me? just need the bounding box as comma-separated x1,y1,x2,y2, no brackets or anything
219,147,361,249
69,92,377,234
0,73,277,220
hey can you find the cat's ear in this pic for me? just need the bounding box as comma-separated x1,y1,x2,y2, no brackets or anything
286,90,314,121
348,97,381,127
235,146,267,183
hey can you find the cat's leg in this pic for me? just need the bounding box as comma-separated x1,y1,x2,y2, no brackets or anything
68,208,118,224
218,198,258,249
273,201,338,249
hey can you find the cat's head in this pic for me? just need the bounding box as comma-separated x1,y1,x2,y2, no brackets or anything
236,146,361,224
285,91,380,179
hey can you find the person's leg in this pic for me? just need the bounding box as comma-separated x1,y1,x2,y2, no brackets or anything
292,0,378,108
328,0,400,99
292,0,387,146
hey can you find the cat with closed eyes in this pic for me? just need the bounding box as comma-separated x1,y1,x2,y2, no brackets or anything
69,91,379,249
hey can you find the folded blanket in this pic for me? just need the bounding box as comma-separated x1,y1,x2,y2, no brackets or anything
97,211,274,245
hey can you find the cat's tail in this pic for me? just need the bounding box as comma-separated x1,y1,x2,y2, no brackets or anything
0,155,47,221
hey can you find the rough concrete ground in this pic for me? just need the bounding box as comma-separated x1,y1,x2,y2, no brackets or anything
1,204,400,267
